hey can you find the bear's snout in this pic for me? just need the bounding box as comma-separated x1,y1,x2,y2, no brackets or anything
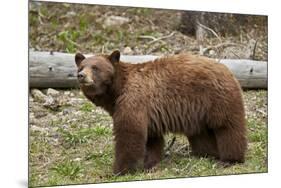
77,71,86,80
77,71,94,86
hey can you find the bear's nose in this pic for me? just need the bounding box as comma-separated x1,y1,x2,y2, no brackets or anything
77,72,86,80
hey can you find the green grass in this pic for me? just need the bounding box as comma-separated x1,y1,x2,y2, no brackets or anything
51,160,83,180
59,128,92,146
29,91,267,187
59,125,112,147
79,102,95,112
57,30,80,53
247,118,267,143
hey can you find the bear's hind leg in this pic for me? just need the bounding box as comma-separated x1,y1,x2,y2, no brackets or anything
188,129,219,158
144,136,164,170
214,125,247,163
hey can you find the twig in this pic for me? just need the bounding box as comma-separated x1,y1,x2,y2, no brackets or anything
187,157,204,174
256,109,267,116
203,42,243,53
197,22,222,42
149,32,175,44
165,136,176,152
64,37,81,48
138,32,176,45
138,35,157,41
230,50,241,59
204,42,252,60
252,40,258,60
174,144,190,153
101,45,105,54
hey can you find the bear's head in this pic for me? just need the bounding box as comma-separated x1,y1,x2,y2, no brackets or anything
74,50,120,97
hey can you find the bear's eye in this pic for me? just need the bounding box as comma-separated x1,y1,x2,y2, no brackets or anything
92,66,98,71
78,67,83,72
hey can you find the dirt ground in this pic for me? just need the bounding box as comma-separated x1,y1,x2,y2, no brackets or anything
29,2,267,60
29,2,268,187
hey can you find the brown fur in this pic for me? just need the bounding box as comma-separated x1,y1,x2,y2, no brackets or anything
75,51,247,175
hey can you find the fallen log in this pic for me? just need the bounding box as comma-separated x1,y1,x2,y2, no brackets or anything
29,51,267,89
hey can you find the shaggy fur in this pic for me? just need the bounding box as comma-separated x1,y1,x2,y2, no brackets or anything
75,50,247,175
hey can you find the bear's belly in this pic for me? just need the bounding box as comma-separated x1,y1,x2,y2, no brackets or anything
147,114,205,137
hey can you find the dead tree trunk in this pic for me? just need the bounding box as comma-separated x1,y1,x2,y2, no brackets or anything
29,51,267,89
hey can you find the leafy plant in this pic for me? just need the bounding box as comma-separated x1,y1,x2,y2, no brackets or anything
59,128,92,146
51,160,83,179
57,30,80,53
92,126,111,136
79,102,94,112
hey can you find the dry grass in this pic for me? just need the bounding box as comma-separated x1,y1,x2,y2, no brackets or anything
29,1,267,60
28,90,267,187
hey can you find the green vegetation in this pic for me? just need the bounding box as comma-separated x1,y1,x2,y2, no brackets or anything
51,160,83,180
29,89,267,187
57,30,80,53
79,102,95,112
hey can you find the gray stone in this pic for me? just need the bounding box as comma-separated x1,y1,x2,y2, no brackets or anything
46,88,60,97
63,109,71,115
31,89,47,102
64,91,70,96
43,96,60,110
30,125,49,133
123,46,133,55
104,16,129,27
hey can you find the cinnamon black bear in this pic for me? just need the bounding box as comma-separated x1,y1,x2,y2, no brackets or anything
74,50,247,175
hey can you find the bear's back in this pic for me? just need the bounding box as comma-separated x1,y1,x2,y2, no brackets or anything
116,54,243,136
123,54,237,99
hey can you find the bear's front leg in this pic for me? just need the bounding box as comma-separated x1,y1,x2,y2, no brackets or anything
112,109,148,175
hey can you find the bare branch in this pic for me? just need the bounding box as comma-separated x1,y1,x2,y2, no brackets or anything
197,22,222,42
252,40,258,60
202,42,243,55
138,32,176,45
165,136,176,152
138,35,157,41
149,32,176,44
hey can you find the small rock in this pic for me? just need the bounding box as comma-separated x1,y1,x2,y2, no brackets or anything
31,105,48,118
64,91,70,96
51,132,59,139
31,89,47,102
69,92,75,97
61,124,70,130
209,49,216,56
81,124,89,128
30,112,35,119
103,16,129,27
66,11,77,17
31,125,49,133
73,157,82,162
47,88,60,97
74,111,82,116
29,117,39,125
123,46,133,55
58,111,63,116
34,111,48,118
95,108,105,114
43,96,60,110
63,109,71,115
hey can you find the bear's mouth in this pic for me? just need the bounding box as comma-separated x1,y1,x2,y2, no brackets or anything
79,81,95,87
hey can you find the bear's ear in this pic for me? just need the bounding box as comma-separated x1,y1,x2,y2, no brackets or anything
108,50,120,64
75,53,85,66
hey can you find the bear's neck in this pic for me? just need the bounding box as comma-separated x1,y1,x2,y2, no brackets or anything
91,62,131,116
